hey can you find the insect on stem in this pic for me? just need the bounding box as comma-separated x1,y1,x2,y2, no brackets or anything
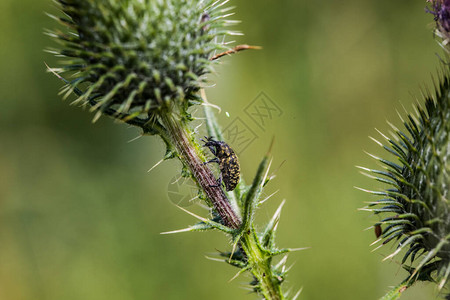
201,136,240,192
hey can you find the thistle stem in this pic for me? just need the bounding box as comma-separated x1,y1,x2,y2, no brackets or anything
380,277,411,300
157,114,284,299
241,232,284,300
157,113,242,229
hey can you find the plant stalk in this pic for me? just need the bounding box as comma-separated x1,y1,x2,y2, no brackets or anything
156,113,284,300
241,231,284,300
380,277,411,300
158,113,242,229
158,113,284,299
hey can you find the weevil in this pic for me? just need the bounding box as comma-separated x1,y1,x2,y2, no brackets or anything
201,136,240,191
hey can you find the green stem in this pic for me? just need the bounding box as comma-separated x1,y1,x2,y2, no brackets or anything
157,112,284,299
202,96,285,299
240,230,284,300
380,278,412,300
157,113,242,229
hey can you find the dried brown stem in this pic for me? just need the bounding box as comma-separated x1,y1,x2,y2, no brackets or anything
211,44,262,61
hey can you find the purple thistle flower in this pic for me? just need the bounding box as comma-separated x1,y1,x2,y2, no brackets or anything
427,0,450,35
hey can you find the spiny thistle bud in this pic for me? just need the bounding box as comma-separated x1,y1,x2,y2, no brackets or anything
47,0,235,122
427,0,450,45
360,69,450,292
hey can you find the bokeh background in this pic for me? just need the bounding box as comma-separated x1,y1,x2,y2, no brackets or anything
0,0,443,299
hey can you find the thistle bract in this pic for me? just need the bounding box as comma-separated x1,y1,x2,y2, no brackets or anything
47,0,232,120
361,69,450,290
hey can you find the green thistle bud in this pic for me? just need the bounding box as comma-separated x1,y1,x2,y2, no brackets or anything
360,69,450,292
47,0,234,121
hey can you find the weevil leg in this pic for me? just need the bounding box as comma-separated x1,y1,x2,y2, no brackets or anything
202,157,220,165
201,136,214,143
208,146,216,156
209,173,223,188
217,173,223,187
200,139,217,156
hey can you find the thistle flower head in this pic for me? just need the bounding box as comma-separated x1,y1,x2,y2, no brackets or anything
47,0,235,121
427,0,450,45
361,69,450,290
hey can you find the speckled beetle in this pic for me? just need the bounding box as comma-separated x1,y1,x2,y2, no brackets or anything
201,136,240,191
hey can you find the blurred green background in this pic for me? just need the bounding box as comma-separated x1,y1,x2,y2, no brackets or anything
0,0,442,299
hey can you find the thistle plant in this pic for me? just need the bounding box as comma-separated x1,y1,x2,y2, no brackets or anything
46,0,301,299
360,1,450,298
